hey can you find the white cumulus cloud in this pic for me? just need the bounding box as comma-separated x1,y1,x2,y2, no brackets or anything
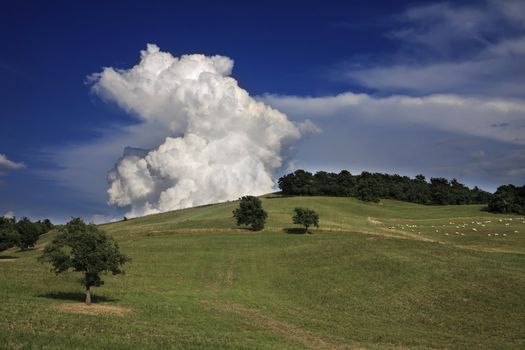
90,44,300,217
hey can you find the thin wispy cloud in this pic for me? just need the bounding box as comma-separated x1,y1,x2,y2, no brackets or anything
0,153,25,172
344,0,525,97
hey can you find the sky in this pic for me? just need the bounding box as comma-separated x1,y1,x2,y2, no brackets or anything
1,0,524,223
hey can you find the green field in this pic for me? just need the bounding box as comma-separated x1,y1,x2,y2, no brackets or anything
1,195,525,349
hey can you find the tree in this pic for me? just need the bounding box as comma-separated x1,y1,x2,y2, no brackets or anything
488,185,525,215
0,217,19,252
356,173,381,202
293,207,319,233
38,218,129,305
38,219,54,232
233,196,268,231
15,217,40,250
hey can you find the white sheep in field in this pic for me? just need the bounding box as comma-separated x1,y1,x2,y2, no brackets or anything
472,228,477,232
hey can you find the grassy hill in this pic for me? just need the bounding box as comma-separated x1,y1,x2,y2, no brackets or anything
1,195,525,349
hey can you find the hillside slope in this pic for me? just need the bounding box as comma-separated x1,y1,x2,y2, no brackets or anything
1,196,525,349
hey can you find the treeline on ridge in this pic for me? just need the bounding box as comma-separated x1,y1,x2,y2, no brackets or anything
278,170,492,205
0,217,54,252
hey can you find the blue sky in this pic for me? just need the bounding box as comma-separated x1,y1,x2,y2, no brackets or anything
1,0,524,222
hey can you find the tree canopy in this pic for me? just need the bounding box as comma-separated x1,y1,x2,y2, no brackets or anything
0,217,19,252
488,185,525,215
279,169,493,205
0,216,53,252
15,217,42,250
233,196,268,231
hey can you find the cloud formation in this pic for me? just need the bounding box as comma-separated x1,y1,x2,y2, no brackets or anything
262,92,525,145
262,92,525,190
0,153,25,172
345,0,525,97
90,44,300,216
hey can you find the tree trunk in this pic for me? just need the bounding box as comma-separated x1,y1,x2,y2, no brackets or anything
85,287,91,305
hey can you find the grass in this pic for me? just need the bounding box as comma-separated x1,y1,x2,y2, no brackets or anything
1,195,524,349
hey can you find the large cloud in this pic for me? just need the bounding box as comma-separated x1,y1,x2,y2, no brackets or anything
90,44,300,217
261,92,525,145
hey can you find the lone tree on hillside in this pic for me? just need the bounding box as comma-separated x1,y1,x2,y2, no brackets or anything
233,196,268,231
293,207,319,233
38,218,129,305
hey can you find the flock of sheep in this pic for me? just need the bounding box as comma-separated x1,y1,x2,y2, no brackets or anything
388,217,524,238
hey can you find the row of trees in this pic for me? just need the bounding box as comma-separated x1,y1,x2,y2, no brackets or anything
0,217,54,251
488,185,525,215
278,170,493,205
233,196,319,233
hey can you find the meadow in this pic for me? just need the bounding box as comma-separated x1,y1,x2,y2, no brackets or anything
1,195,524,349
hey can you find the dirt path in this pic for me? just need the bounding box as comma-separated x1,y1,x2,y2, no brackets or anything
54,303,132,316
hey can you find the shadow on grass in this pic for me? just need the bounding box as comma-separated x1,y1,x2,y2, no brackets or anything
37,292,118,303
283,227,308,234
265,194,295,199
0,255,18,260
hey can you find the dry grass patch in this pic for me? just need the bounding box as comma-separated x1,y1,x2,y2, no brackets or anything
54,303,132,316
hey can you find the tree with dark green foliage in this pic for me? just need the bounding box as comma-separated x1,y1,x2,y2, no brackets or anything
38,218,130,305
356,172,382,202
15,217,41,250
293,207,320,233
0,217,19,252
278,169,493,206
488,185,525,215
233,196,268,231
39,219,54,232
